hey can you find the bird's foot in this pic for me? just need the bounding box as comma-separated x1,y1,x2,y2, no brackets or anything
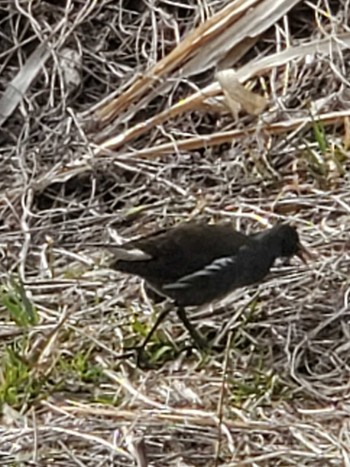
192,334,210,351
135,343,179,370
136,347,159,370
114,345,160,370
123,333,220,369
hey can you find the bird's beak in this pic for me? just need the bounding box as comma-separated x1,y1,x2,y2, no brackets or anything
296,243,313,264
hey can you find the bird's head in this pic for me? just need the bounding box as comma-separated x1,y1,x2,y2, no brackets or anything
275,224,311,263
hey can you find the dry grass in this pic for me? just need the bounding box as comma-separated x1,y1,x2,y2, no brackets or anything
1,0,350,465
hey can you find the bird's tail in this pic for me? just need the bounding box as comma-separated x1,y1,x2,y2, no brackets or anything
109,246,152,262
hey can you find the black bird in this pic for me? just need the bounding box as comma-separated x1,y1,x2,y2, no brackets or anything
109,221,309,366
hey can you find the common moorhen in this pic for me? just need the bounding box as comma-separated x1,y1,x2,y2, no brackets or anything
109,221,309,366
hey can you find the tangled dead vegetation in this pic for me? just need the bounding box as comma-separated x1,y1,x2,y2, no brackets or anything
1,0,350,465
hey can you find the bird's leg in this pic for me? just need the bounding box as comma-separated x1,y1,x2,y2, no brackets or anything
136,306,173,368
176,306,208,350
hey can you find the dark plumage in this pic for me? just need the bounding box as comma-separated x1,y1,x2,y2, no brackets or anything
110,221,309,366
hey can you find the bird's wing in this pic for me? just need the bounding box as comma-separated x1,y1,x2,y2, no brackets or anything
162,255,241,306
111,221,250,284
163,256,237,290
110,221,203,261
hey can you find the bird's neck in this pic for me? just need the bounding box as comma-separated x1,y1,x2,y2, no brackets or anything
252,228,283,260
